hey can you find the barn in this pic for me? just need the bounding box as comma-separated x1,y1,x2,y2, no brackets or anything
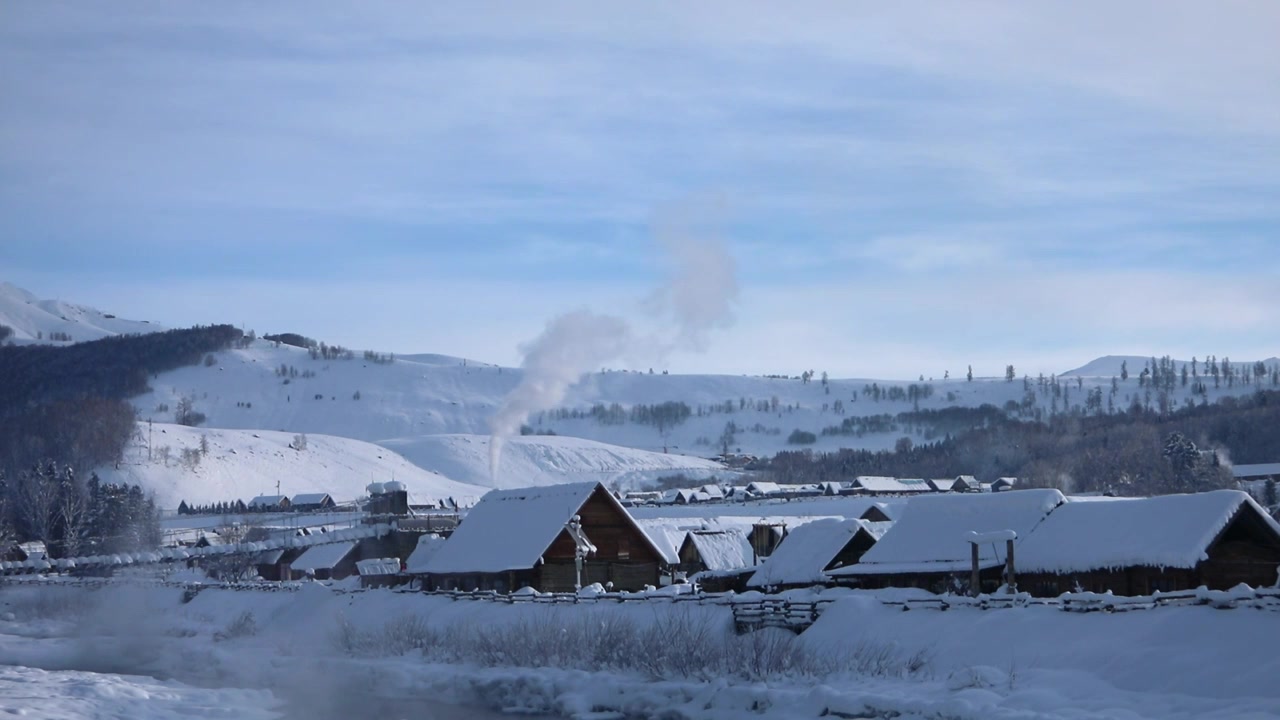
1015,490,1280,596
420,481,666,593
829,489,1066,594
746,518,889,590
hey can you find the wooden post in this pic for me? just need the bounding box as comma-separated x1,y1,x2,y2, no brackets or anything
970,542,980,597
1005,538,1016,592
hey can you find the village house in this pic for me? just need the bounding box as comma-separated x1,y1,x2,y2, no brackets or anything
678,529,753,576
746,518,889,590
419,481,666,593
991,477,1019,493
829,489,1067,594
1014,490,1280,596
289,492,335,512
852,476,934,495
289,540,359,580
247,494,291,512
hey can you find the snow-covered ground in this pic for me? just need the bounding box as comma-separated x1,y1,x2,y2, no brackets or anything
1,580,1277,719
100,422,487,509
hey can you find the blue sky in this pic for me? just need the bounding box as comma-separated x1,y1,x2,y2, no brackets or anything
2,2,1277,378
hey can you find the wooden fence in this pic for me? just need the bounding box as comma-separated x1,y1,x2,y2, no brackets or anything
6,575,1279,632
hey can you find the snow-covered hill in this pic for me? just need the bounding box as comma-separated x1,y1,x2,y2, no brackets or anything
130,338,1278,461
1062,354,1280,377
0,282,162,343
96,422,487,510
378,433,728,490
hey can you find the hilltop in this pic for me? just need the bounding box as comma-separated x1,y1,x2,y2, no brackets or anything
0,282,163,343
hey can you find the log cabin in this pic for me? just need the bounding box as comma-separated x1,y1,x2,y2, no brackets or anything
746,518,889,590
829,489,1067,594
1015,490,1280,596
420,481,665,593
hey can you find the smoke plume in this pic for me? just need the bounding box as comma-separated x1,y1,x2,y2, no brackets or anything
488,230,738,482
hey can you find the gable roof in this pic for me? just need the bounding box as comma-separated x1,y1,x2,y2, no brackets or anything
291,493,332,505
832,489,1066,576
248,495,289,507
747,518,883,587
291,541,357,572
683,529,753,572
422,481,660,575
404,534,449,574
1016,490,1280,574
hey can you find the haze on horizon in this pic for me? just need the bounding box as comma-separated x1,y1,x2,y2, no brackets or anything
1,2,1277,379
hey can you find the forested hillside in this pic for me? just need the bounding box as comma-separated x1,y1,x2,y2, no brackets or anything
0,325,243,477
766,390,1280,496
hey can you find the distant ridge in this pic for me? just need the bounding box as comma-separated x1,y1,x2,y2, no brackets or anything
0,281,162,343
1062,355,1280,378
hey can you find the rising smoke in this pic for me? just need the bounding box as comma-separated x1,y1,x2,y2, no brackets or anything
488,231,738,482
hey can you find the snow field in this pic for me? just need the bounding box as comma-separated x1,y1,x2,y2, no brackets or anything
2,582,1279,719
99,422,488,509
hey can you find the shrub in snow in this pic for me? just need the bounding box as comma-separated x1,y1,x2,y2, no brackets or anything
333,607,931,683
214,611,258,641
946,665,1009,691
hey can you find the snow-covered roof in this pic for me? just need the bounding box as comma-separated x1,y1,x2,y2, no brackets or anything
356,557,401,576
747,518,882,587
404,533,448,574
422,481,657,574
700,484,725,499
854,476,934,493
636,519,688,565
746,481,781,495
684,529,753,571
248,495,289,507
17,541,48,560
1231,463,1280,479
291,493,332,505
291,541,357,572
832,489,1066,576
1017,490,1280,574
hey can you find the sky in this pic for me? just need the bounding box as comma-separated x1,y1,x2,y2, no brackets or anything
2,2,1278,379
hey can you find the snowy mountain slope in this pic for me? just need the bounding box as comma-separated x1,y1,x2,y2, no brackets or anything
0,282,163,343
95,422,487,510
129,337,1279,461
377,433,728,490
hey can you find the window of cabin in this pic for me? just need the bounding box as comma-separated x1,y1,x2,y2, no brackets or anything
618,536,631,560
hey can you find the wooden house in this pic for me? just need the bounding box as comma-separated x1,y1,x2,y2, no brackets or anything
290,493,335,512
248,494,291,512
254,547,305,581
290,540,359,580
356,557,404,588
419,481,665,593
2,541,48,563
746,518,888,590
829,489,1067,594
1015,491,1280,596
678,529,753,575
991,477,1019,493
